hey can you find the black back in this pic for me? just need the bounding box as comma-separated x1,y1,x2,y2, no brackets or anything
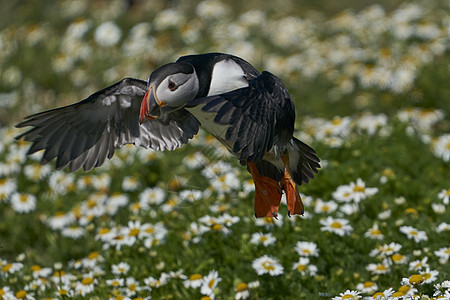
177,53,260,98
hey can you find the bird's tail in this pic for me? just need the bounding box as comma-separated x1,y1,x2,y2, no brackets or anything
288,137,320,186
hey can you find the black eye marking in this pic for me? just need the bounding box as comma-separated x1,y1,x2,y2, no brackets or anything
168,80,178,91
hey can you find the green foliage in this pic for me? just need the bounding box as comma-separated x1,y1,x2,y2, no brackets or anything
1,0,449,299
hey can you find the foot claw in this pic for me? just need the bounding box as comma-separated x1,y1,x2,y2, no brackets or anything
288,211,291,218
272,212,278,219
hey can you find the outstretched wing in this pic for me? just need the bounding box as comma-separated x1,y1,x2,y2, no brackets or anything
16,78,200,172
188,71,295,162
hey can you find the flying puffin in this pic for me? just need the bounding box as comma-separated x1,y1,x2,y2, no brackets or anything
16,53,320,218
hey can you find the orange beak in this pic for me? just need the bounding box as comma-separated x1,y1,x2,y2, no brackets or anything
139,86,160,124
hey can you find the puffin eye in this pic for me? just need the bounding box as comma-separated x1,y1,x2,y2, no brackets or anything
168,80,178,91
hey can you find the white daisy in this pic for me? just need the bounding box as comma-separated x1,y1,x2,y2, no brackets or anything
200,270,222,296
420,268,439,284
432,134,450,162
366,259,391,275
320,216,353,236
0,178,17,202
332,289,361,300
399,226,428,243
139,187,166,206
434,247,450,264
294,241,319,257
183,273,203,288
437,188,450,205
10,193,36,213
61,226,85,239
356,281,378,294
314,199,338,214
369,242,402,257
94,21,121,47
250,232,276,247
112,262,130,275
409,256,429,271
252,255,284,276
292,257,318,276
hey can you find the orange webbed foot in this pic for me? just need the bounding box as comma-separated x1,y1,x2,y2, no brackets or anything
248,162,282,218
281,155,304,217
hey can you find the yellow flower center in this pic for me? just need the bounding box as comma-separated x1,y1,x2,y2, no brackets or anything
2,263,12,272
405,208,418,215
422,273,431,279
370,229,381,235
263,217,275,224
332,117,342,125
212,223,223,231
190,274,202,281
302,249,312,255
166,199,177,206
392,253,403,262
87,199,97,208
53,271,66,277
382,168,394,177
353,185,365,193
342,295,354,299
98,228,110,235
236,283,248,292
16,290,27,299
88,251,100,260
262,261,275,271
130,203,141,211
392,292,404,297
260,236,268,242
330,222,343,229
111,280,121,287
297,264,307,272
201,297,212,300
0,289,5,296
376,264,387,271
322,205,330,211
145,227,155,234
129,228,140,236
208,279,215,289
19,194,28,203
409,230,418,236
409,274,424,285
55,211,66,217
373,292,384,298
364,281,375,288
58,289,68,295
31,265,41,272
398,285,410,293
82,277,94,285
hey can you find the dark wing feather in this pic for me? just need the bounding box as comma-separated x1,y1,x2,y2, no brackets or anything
188,71,295,162
290,138,320,185
16,78,199,172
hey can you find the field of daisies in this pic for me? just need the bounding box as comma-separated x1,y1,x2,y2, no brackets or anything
1,0,449,299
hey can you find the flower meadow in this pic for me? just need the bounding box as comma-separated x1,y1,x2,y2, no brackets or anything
1,0,449,299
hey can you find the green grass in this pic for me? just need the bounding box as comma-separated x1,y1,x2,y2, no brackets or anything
1,0,449,299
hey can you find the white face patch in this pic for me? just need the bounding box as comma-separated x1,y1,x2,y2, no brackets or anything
208,59,249,96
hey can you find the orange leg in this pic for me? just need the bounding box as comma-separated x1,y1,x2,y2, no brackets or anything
281,155,304,217
248,162,282,218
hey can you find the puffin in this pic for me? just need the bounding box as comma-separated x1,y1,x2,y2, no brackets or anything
16,53,320,218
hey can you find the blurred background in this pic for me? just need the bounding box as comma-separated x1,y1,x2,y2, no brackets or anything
1,1,449,298
1,0,449,126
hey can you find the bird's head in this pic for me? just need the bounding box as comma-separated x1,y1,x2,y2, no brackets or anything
139,62,199,123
